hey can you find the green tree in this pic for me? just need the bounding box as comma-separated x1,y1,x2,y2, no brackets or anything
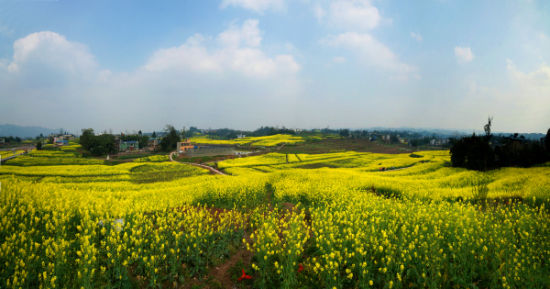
80,128,95,151
79,129,117,156
160,125,180,152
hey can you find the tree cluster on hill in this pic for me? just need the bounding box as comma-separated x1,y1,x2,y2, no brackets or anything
450,119,549,171
0,136,22,144
120,130,149,149
251,126,296,136
79,129,117,156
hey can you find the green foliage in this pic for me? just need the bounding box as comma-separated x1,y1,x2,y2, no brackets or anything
79,128,117,156
160,125,180,152
450,134,495,170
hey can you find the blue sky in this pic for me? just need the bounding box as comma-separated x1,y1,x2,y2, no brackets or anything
1,0,549,133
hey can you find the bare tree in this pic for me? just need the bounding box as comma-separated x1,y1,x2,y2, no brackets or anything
484,117,493,137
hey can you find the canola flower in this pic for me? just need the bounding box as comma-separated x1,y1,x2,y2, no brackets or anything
190,134,305,147
0,149,549,288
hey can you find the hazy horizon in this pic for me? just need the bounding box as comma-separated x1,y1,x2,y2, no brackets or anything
1,0,549,133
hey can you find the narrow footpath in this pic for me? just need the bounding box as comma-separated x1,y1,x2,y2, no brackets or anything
0,150,29,163
169,152,227,175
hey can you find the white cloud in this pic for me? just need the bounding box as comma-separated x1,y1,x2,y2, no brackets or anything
328,0,381,30
7,31,97,74
313,1,412,78
0,21,303,131
454,46,474,63
2,31,105,89
144,19,299,78
506,59,550,84
506,60,550,130
410,32,422,42
220,0,285,13
218,19,262,48
323,32,415,75
462,59,550,132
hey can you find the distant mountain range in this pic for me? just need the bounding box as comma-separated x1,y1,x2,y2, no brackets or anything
0,124,61,138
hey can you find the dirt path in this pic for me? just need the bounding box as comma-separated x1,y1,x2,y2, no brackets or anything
0,150,29,163
170,152,227,176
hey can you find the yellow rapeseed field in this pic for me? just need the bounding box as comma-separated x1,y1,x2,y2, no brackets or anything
1,149,549,288
190,134,305,147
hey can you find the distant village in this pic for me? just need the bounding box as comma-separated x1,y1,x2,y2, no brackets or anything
0,126,463,151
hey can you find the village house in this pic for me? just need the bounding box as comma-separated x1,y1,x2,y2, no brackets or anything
177,139,196,153
119,140,139,152
430,138,449,146
148,138,160,151
53,136,69,146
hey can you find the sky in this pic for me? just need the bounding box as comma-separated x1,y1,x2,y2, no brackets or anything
0,0,549,134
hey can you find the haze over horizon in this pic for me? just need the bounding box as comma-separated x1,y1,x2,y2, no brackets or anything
1,0,549,133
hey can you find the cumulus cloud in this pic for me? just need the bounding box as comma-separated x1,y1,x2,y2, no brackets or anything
313,0,413,78
328,0,381,30
323,32,415,75
0,20,302,131
220,0,285,13
144,19,299,78
218,19,262,48
5,31,100,87
454,46,474,63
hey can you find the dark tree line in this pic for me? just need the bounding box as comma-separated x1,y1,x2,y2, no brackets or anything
79,129,118,156
0,136,22,143
450,119,550,171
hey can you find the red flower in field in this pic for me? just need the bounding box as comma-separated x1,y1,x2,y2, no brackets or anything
238,269,252,281
298,264,304,273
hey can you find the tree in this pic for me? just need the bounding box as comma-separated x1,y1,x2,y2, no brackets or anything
339,129,350,138
450,134,495,170
152,131,157,138
80,129,95,151
79,129,117,156
36,141,42,150
484,117,493,138
546,128,550,153
160,125,180,152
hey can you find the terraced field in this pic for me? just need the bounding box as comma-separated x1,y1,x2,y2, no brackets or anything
1,149,549,288
189,134,307,147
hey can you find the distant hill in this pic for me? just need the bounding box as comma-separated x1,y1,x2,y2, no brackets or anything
0,124,60,138
493,132,546,141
